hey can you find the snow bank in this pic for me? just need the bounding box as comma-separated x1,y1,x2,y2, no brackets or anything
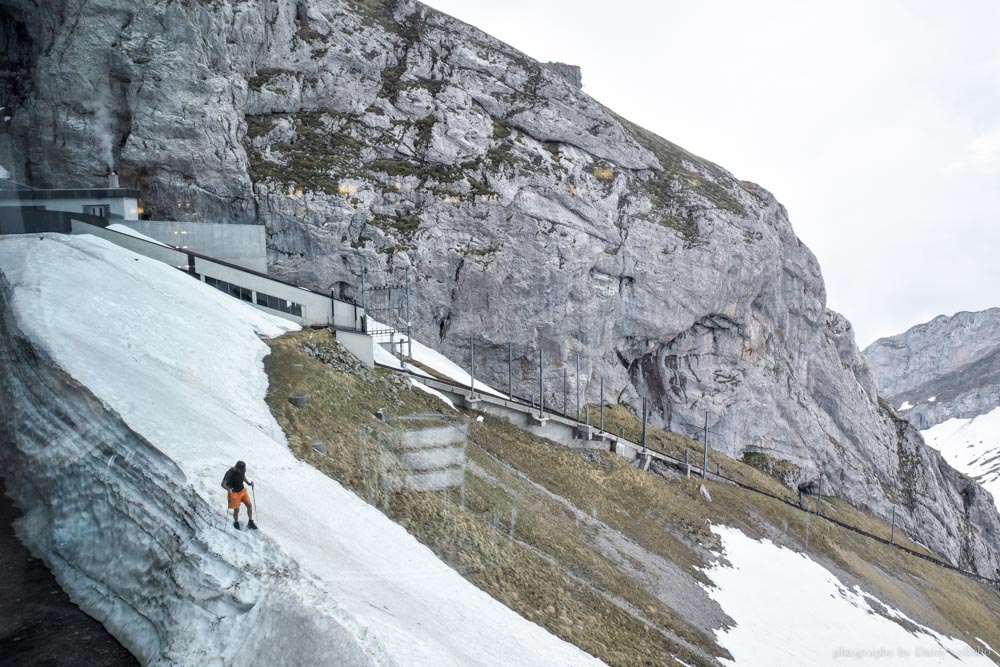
704,525,995,666
370,318,507,398
410,379,457,410
0,234,602,666
923,408,1000,511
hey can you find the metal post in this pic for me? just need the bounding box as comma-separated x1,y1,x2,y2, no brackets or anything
563,367,568,416
620,427,625,441
641,398,647,452
599,375,604,433
585,406,590,427
538,349,544,418
360,258,367,310
702,411,709,479
507,342,513,398
685,449,690,478
576,353,581,422
405,266,412,358
890,505,896,544
470,336,476,398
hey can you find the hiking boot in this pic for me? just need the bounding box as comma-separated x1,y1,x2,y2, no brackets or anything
247,520,258,530
233,520,241,530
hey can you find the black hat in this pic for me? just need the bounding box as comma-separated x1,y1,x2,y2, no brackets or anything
236,460,246,470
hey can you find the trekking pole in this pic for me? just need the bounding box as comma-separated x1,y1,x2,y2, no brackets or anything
252,484,258,524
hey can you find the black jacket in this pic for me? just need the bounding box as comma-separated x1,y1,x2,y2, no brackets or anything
223,468,246,492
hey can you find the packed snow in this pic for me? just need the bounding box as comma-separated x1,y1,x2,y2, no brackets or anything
369,317,507,397
0,234,603,666
704,525,996,666
0,162,9,179
409,378,457,410
923,407,1000,511
899,400,914,411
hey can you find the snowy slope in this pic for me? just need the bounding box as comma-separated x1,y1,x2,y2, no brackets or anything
923,408,1000,511
705,526,996,666
0,234,603,666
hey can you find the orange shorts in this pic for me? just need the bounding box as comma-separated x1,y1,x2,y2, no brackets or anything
228,488,251,510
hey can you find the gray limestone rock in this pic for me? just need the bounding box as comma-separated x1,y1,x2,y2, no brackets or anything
543,62,583,90
864,308,1000,429
3,0,999,576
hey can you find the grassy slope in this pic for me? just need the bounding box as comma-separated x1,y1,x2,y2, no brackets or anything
264,331,1000,666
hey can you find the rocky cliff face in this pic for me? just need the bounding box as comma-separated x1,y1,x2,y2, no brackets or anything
3,0,999,575
865,309,1000,429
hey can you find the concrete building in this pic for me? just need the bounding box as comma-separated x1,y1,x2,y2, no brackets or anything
0,206,377,366
0,186,140,221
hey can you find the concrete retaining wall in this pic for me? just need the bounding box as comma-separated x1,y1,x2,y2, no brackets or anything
336,331,375,368
383,421,468,492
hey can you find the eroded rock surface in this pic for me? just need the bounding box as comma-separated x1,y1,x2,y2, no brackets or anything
3,0,999,575
865,308,1000,430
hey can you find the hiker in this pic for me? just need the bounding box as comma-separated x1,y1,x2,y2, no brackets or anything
222,460,257,530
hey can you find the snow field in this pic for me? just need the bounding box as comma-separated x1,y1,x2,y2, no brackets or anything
923,407,1000,511
704,525,996,666
0,234,603,666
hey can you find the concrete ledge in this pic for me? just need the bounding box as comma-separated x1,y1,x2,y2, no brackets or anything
571,439,607,451
528,412,549,426
396,446,466,469
395,426,465,449
386,466,465,491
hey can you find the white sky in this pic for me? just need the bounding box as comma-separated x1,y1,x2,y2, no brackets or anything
422,0,1000,347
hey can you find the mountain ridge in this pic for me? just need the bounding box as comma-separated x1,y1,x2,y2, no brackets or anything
865,307,1000,429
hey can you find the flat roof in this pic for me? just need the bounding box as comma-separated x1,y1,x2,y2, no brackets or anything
0,188,140,200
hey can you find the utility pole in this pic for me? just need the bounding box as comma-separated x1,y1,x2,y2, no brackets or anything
537,350,544,418
404,266,412,358
469,336,476,398
641,398,647,452
599,375,605,434
576,353,581,422
507,342,513,398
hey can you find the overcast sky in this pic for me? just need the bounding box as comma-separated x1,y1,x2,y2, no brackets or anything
423,0,1000,347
